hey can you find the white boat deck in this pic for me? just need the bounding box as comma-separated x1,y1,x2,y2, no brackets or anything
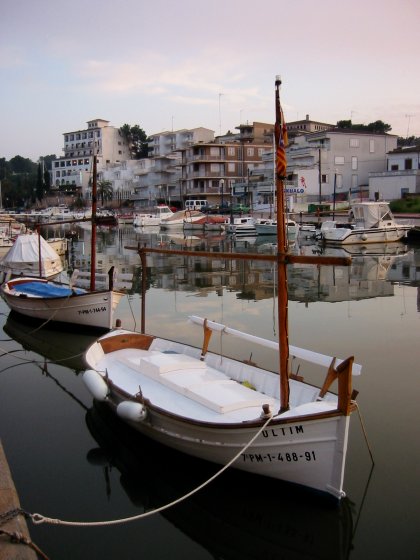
93,341,338,424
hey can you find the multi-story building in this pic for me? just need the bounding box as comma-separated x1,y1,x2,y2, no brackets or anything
285,129,398,202
369,144,420,200
180,122,274,208
50,119,131,197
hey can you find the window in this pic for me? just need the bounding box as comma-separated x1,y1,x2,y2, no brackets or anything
336,174,343,189
247,147,255,156
404,159,413,170
210,147,219,156
228,162,235,172
210,163,221,173
369,140,375,153
390,164,399,171
352,156,358,170
228,147,235,156
321,174,328,183
351,175,358,189
334,156,345,165
350,138,359,148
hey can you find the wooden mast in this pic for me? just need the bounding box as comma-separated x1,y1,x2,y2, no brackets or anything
90,155,97,292
275,75,290,413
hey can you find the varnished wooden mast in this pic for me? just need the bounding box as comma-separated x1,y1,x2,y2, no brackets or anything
275,76,290,413
90,155,97,292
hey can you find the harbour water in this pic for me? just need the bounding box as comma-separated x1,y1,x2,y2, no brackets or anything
0,223,419,559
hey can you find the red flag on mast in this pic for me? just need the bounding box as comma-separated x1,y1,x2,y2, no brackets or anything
275,79,288,180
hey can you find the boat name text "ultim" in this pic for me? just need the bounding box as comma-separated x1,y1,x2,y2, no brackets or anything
242,451,317,463
262,425,304,437
78,307,107,315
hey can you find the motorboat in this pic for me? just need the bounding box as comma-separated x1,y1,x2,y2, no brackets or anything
133,205,173,227
160,209,205,230
225,216,256,235
255,217,299,238
320,202,413,245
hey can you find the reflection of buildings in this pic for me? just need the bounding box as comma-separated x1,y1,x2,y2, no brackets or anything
65,227,420,305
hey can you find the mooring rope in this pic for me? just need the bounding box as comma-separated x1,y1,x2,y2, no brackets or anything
30,413,276,528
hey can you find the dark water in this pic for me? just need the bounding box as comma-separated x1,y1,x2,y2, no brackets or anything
0,225,419,559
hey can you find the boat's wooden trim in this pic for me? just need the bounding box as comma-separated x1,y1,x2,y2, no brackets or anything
100,332,155,354
319,356,354,416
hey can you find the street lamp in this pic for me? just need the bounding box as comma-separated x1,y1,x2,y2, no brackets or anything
219,179,225,208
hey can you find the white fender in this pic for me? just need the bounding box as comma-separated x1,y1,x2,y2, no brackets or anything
117,401,147,422
83,369,109,401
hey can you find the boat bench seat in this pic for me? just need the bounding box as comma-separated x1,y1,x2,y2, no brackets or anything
120,351,274,414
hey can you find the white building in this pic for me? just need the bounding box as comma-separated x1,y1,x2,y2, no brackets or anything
51,119,131,197
369,145,420,200
285,130,397,202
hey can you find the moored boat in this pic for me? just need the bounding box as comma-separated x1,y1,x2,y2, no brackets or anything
134,205,173,227
320,202,413,245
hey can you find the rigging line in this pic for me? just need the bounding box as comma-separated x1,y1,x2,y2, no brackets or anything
31,413,277,528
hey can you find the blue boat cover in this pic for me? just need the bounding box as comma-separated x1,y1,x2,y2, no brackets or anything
14,281,87,298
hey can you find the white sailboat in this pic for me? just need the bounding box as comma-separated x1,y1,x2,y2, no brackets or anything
82,78,361,498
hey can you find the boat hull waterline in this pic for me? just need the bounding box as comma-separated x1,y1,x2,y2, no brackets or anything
83,325,357,499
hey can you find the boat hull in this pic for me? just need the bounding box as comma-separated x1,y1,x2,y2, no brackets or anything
323,226,410,245
1,278,124,330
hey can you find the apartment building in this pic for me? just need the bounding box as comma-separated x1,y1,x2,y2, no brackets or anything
50,119,131,197
284,129,398,203
369,144,420,200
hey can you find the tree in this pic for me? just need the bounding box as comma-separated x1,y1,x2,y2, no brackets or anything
119,124,150,159
97,180,113,206
336,120,392,134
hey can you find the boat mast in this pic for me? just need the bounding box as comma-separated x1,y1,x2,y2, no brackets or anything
90,155,97,291
275,75,290,412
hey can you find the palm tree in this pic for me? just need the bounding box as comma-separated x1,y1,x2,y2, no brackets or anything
97,180,113,206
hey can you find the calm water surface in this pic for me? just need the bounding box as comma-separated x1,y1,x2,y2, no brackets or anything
0,225,419,559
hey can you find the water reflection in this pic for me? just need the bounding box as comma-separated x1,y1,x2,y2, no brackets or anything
57,224,420,309
86,402,354,560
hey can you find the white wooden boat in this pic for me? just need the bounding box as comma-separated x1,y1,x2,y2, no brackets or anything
0,157,125,331
225,216,256,235
1,276,124,331
320,202,413,245
133,205,173,227
0,234,64,280
82,79,362,499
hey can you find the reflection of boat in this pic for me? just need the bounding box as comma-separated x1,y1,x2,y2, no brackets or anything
82,78,362,500
3,311,98,371
0,158,125,331
0,233,64,280
86,402,354,560
320,202,413,245
322,242,410,257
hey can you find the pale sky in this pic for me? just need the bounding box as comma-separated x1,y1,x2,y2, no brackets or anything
1,0,419,161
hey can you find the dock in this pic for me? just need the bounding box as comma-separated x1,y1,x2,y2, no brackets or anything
0,440,37,560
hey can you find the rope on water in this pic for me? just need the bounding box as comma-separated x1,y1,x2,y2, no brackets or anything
30,413,277,528
355,401,375,465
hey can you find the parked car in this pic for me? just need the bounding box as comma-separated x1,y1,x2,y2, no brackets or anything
231,204,250,214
